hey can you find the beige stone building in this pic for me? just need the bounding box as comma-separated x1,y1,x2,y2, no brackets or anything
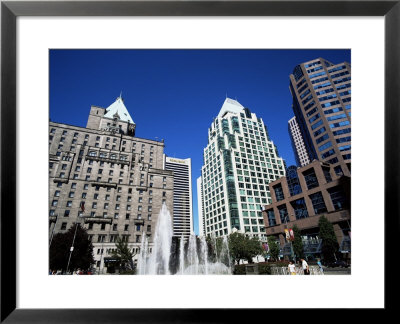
49,96,173,273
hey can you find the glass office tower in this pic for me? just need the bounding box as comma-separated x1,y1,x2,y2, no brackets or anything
198,98,285,241
289,58,351,176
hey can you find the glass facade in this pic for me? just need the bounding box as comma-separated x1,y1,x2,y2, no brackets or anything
289,58,351,176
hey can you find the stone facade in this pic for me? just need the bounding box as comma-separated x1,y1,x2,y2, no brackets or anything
49,98,173,273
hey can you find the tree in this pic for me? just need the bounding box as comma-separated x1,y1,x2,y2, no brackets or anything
228,232,264,264
49,223,94,272
291,225,304,260
318,215,339,262
111,237,135,271
266,235,280,261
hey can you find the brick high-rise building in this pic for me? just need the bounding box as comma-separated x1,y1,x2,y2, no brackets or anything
262,161,351,262
289,58,351,177
49,96,174,274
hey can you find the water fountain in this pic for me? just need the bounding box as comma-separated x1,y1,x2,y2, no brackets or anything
137,203,231,275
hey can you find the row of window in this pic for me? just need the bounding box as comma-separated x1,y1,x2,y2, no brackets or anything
267,186,347,226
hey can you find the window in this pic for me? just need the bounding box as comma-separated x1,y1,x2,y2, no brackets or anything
309,192,327,214
266,210,276,226
277,205,289,224
290,199,309,220
303,168,319,190
61,223,67,230
273,184,284,201
328,186,347,210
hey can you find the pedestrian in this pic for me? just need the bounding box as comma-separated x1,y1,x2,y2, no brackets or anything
288,261,296,275
300,258,310,275
317,258,323,273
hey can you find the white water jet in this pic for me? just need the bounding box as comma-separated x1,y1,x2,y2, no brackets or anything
179,235,185,275
186,233,199,275
140,203,173,275
200,236,209,275
137,203,231,275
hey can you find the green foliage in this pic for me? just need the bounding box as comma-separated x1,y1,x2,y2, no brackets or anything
111,237,135,271
291,225,304,260
228,232,264,265
266,235,280,261
257,263,272,275
119,269,136,275
318,215,339,262
49,223,94,272
233,264,246,275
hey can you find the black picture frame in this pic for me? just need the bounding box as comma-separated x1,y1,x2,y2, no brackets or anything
1,0,397,322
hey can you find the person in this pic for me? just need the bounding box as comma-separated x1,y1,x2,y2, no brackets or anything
317,258,323,273
301,258,310,275
288,261,296,275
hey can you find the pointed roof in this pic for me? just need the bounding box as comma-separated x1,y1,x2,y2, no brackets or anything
104,96,135,124
217,98,244,117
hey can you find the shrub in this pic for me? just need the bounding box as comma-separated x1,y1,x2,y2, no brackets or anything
119,269,136,275
258,264,272,275
233,264,246,275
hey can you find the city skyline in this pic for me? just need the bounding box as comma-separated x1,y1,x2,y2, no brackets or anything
50,49,351,234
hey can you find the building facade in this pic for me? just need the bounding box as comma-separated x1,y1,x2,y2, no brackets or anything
49,96,174,273
289,57,351,177
262,161,351,261
288,116,311,167
198,98,286,241
197,176,205,237
163,156,193,240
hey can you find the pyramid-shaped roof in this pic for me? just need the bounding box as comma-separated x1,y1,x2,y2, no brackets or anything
104,96,135,124
217,98,244,118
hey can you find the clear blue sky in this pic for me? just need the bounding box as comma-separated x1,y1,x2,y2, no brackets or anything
50,49,350,235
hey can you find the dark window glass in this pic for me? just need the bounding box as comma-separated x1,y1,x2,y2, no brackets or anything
277,205,289,224
328,186,347,210
309,192,327,214
291,198,309,220
273,184,284,201
303,168,319,190
286,166,302,196
266,209,276,226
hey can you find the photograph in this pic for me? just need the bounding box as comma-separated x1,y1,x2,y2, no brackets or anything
48,49,351,276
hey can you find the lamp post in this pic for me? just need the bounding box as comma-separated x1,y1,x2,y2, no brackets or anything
284,214,295,263
66,214,83,274
49,214,58,248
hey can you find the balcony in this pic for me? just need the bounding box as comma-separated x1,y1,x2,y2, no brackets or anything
134,218,145,225
85,153,130,166
83,216,113,224
90,180,117,189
